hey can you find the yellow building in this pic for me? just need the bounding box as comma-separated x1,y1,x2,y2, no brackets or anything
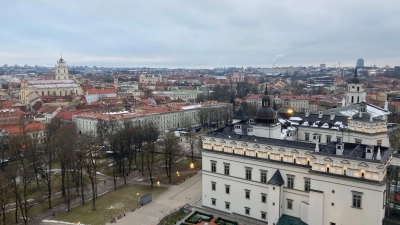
20,58,83,104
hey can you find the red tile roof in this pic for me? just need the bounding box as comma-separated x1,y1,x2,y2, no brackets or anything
54,110,82,121
1,122,46,135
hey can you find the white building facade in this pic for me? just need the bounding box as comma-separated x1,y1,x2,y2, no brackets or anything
202,132,390,225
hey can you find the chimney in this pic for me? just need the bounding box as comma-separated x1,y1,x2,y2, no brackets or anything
330,111,335,120
336,142,344,156
318,111,323,119
365,146,373,160
376,147,382,160
305,109,310,117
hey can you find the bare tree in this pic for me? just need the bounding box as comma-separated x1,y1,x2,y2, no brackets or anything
8,134,35,225
196,108,209,130
54,125,77,212
162,132,182,183
188,132,197,163
143,120,159,187
96,119,108,146
0,171,11,225
79,135,102,210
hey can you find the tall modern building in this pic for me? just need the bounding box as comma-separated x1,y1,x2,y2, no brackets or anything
357,58,364,68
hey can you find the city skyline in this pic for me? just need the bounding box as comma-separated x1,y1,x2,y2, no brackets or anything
1,0,399,68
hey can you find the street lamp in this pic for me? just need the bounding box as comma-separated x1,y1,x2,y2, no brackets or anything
157,181,160,186
190,162,194,169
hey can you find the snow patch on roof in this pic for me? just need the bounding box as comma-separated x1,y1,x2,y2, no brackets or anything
289,117,302,121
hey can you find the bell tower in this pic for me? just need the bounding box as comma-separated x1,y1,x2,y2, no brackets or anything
346,68,364,105
55,57,69,80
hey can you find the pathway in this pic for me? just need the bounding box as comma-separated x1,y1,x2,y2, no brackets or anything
109,171,202,225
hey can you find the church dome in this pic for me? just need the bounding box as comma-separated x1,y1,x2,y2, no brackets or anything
277,106,296,119
255,107,277,124
255,82,277,124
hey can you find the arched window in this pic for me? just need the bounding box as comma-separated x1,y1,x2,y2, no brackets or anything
58,69,59,73
351,96,354,103
357,96,359,103
357,87,360,92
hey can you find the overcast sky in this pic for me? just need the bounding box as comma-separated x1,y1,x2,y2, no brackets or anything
1,0,399,68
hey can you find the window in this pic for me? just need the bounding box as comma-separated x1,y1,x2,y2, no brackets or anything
331,202,335,206
337,137,342,142
245,190,250,199
305,133,310,141
355,139,362,144
211,182,216,191
287,176,294,189
287,199,293,210
332,190,335,194
261,212,266,220
212,198,216,206
326,135,331,143
377,140,382,146
304,179,311,192
225,202,230,210
224,164,230,175
211,161,216,173
246,168,252,180
344,169,347,175
261,171,267,183
225,185,230,194
261,194,266,203
330,223,336,225
245,207,250,215
352,192,362,208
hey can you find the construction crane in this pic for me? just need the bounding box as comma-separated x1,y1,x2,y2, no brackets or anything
338,62,344,68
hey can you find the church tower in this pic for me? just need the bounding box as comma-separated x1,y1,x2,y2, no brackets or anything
55,57,69,80
346,68,365,105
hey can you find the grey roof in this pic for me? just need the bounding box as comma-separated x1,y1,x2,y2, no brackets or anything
232,107,249,121
206,129,393,164
321,142,389,161
323,102,389,119
268,169,284,186
280,111,348,129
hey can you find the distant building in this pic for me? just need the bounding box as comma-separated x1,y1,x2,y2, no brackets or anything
357,58,364,68
19,58,83,104
320,64,326,70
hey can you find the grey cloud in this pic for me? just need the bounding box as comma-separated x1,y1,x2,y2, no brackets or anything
0,0,399,67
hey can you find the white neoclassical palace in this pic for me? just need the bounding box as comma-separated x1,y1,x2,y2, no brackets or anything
20,58,83,104
201,72,394,225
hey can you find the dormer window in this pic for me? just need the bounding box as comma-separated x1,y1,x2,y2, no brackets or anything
337,145,342,150
366,148,371,153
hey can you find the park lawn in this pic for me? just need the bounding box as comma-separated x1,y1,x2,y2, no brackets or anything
52,184,166,225
137,158,201,185
3,196,66,225
161,211,187,225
